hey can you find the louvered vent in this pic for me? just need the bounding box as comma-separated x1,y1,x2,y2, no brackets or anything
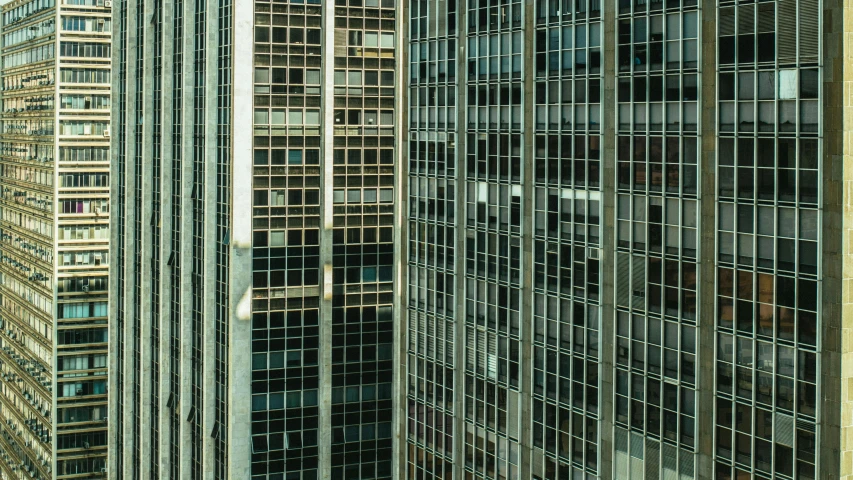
646,439,660,480
417,312,427,353
630,432,645,475
334,29,348,58
616,252,630,307
435,318,445,360
409,313,418,351
757,3,775,33
632,255,646,308
465,327,476,371
615,427,629,480
737,4,754,34
797,418,817,434
777,0,797,64
662,443,678,480
775,412,795,446
719,7,735,36
679,450,695,480
426,316,436,358
799,0,819,63
631,431,644,459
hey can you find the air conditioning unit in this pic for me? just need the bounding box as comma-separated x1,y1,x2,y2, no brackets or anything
102,128,110,138
104,0,112,7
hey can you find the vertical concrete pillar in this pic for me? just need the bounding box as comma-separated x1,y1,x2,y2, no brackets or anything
392,0,410,477
228,0,256,477
696,0,717,478
821,0,846,477
600,0,617,475
318,1,336,477
519,0,536,476
452,1,469,477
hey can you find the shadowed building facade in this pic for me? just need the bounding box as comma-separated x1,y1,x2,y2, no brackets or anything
108,0,400,478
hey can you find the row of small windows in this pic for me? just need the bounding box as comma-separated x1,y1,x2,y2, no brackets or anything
59,41,110,58
62,16,110,33
3,18,54,48
349,30,396,48
60,94,110,110
58,301,107,319
616,0,695,15
255,67,320,85
57,327,107,346
536,0,605,23
255,26,321,45
58,121,109,136
60,249,106,266
60,67,110,84
253,108,321,126
1,0,54,27
3,43,53,68
58,224,109,240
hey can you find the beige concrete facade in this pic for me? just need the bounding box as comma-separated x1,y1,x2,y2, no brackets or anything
0,0,111,476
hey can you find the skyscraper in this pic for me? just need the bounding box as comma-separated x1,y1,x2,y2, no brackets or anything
111,0,853,479
403,1,850,480
109,0,400,478
405,0,603,477
0,0,111,477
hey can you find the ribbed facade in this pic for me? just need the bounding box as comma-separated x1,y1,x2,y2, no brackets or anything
109,0,400,478
0,0,111,477
108,0,235,475
109,0,853,479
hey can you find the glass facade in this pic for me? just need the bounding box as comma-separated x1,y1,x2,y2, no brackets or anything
0,0,111,477
614,0,699,477
406,0,459,477
249,3,323,478
714,0,821,478
532,0,602,477
112,0,399,478
405,0,836,479
110,0,850,477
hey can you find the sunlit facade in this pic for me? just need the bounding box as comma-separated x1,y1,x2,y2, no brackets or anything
0,0,111,478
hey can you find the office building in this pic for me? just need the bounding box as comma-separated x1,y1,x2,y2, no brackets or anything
0,0,111,477
403,0,851,479
108,0,400,478
109,0,853,478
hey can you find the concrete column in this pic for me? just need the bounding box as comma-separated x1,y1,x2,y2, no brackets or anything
121,0,140,475
138,0,157,475
318,1,336,477
821,0,846,477
600,0,617,475
392,0,409,477
201,0,221,476
452,1,469,477
158,0,176,475
227,0,255,476
107,0,124,474
178,0,195,472
696,0,717,478
519,0,536,476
